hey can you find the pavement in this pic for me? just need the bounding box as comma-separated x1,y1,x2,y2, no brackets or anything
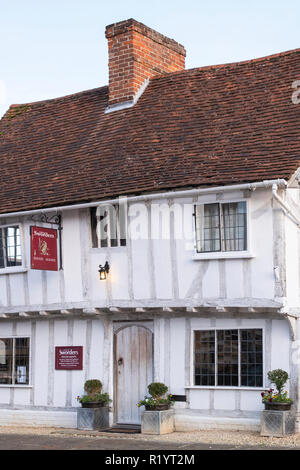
0,426,299,451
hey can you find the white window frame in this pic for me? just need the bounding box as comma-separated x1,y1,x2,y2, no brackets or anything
0,335,31,388
0,223,27,275
193,198,254,260
189,326,265,390
90,205,127,249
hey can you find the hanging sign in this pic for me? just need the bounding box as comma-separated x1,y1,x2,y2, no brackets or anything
55,346,83,370
30,226,58,271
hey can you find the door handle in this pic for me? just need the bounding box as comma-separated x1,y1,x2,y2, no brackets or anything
118,357,123,366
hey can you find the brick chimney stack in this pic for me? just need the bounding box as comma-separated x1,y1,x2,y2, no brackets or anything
105,19,186,111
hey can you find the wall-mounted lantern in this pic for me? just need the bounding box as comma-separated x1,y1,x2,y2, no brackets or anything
99,261,110,280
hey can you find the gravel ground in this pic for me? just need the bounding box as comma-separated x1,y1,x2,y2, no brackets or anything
0,425,300,449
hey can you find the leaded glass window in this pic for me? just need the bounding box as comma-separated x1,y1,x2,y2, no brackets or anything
241,329,263,387
195,201,247,253
194,330,215,386
194,329,263,387
217,330,239,386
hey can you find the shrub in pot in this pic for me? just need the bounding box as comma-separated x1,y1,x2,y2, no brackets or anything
137,382,174,411
77,379,111,408
261,369,293,410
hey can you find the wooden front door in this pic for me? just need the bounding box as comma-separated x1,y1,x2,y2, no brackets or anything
114,325,153,424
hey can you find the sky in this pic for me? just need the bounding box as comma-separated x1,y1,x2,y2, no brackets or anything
0,0,300,117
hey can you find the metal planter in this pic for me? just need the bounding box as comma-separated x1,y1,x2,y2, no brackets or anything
261,410,295,437
77,406,109,430
141,409,175,435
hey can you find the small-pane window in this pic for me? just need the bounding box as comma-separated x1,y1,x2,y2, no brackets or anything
195,202,247,253
0,226,22,268
240,329,263,387
194,330,215,386
194,329,263,387
91,204,127,248
217,330,239,386
0,337,30,385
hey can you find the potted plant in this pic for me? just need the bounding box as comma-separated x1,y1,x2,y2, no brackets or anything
138,382,175,435
260,369,295,437
76,379,110,430
77,379,110,408
138,382,174,411
261,369,293,410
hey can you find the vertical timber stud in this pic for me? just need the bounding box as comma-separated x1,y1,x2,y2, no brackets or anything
57,214,63,271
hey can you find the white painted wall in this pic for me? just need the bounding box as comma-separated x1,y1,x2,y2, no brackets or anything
0,186,297,427
0,314,292,427
0,187,285,312
285,188,300,308
0,318,105,410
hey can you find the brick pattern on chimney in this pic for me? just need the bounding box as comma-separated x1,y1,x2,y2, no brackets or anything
105,19,186,107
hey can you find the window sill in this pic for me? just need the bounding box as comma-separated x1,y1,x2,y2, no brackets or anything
193,251,255,261
89,247,127,254
0,384,32,388
185,386,265,391
0,267,28,275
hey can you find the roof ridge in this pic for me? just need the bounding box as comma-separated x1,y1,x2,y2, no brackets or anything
3,46,300,114
152,46,300,80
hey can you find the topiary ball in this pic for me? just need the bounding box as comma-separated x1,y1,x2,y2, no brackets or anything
84,379,102,395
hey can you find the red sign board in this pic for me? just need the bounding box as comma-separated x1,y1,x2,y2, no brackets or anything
31,226,58,271
55,346,83,370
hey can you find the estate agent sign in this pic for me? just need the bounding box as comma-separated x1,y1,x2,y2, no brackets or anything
30,226,58,271
55,346,83,370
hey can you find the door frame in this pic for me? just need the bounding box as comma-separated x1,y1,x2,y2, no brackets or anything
113,321,154,425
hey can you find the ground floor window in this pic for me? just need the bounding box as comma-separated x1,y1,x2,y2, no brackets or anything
194,329,263,387
0,337,30,385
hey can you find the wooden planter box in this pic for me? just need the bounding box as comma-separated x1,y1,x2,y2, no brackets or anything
141,409,174,435
77,406,109,430
261,408,295,437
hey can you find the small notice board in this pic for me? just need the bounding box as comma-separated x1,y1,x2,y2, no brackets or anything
55,346,83,370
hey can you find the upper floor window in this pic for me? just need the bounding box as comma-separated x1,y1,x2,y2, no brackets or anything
91,204,127,248
194,328,263,387
194,201,247,253
0,225,22,268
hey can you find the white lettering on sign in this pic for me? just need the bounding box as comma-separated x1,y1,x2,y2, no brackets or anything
59,349,78,355
33,231,55,238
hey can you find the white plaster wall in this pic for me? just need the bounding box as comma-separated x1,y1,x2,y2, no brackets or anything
169,318,185,394
0,187,284,313
0,318,106,411
189,390,210,410
270,320,290,373
34,320,50,406
249,191,274,299
0,277,7,306
285,188,300,307
182,317,291,414
131,241,152,300
62,211,84,303
53,320,68,407
214,391,236,410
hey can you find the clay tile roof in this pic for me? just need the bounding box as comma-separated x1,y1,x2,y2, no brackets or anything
1,48,300,214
